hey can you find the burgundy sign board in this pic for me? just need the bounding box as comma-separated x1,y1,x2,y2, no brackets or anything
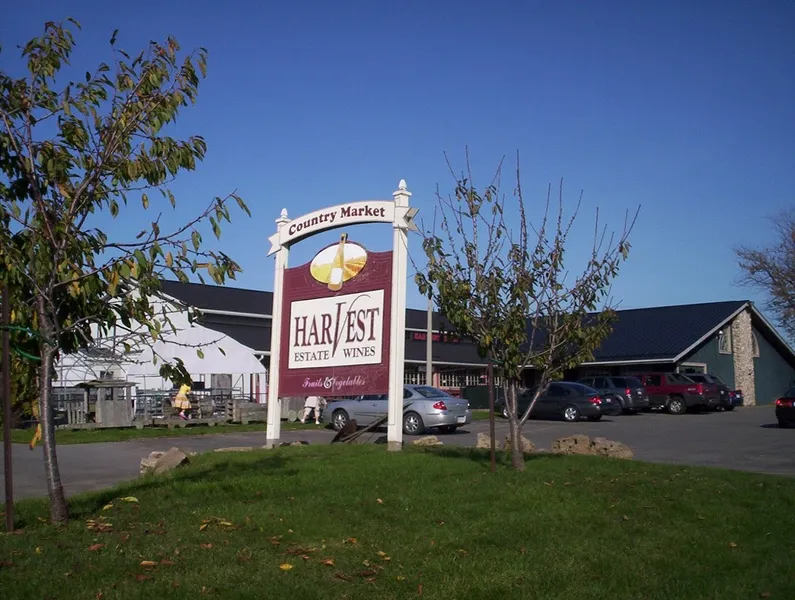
278,237,393,397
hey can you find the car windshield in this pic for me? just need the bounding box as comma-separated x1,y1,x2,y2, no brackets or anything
413,386,449,398
669,373,694,383
563,382,598,395
613,376,643,388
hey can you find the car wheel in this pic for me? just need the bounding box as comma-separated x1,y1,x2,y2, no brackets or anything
438,425,457,434
779,420,790,429
587,415,602,422
403,411,425,436
562,405,581,422
501,405,509,419
331,409,350,432
667,396,687,415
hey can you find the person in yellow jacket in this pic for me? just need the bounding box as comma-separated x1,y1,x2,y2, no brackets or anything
29,401,42,451
173,383,192,420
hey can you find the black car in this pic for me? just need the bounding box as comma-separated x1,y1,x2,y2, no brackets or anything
577,375,650,414
684,373,743,411
496,381,619,422
775,387,795,428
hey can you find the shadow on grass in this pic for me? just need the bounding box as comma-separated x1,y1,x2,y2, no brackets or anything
52,452,300,523
419,445,566,468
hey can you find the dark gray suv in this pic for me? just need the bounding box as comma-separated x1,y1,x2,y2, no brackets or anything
577,375,650,414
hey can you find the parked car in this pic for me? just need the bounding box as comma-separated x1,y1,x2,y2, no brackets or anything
321,384,472,436
632,372,719,414
682,373,743,411
495,381,619,422
576,375,650,414
775,387,795,428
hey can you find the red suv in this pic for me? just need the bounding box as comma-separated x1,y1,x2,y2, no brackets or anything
632,372,720,414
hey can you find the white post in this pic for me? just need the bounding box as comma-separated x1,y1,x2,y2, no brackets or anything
265,209,291,448
426,296,433,386
387,179,411,451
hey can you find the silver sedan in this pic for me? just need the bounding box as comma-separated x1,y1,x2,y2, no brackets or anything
321,384,472,435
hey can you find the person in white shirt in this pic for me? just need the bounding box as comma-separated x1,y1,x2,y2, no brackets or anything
300,395,327,424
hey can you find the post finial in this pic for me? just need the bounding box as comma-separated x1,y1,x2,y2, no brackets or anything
398,179,407,191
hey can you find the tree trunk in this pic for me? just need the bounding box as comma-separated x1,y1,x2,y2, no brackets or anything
38,339,69,524
507,383,525,471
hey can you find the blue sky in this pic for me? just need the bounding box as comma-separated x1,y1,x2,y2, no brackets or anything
3,0,793,313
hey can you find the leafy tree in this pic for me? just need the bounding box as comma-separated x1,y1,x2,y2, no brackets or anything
0,20,250,522
415,154,637,470
735,209,795,341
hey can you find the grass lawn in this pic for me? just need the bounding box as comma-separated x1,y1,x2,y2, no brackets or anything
2,446,794,599
1,421,318,445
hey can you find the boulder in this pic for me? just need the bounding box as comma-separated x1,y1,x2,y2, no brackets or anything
151,447,190,474
412,435,442,446
503,435,536,454
590,437,634,460
213,446,255,453
551,434,595,455
476,432,497,450
550,435,633,460
140,451,164,475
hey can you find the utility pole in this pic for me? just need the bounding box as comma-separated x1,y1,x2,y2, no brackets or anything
2,284,14,531
426,296,433,386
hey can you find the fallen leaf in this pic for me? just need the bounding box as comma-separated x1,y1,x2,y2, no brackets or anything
320,559,335,567
458,549,468,555
345,537,358,544
199,523,208,532
102,504,114,511
436,521,444,526
200,543,213,550
520,547,526,554
120,497,139,503
96,593,104,599
396,575,406,581
287,529,294,534
334,572,354,582
418,582,423,595
219,521,233,527
376,498,383,504
729,542,738,548
160,559,175,566
301,555,310,561
377,551,387,557
140,561,157,568
35,547,42,554
88,544,105,552
134,574,151,582
760,593,771,598
622,515,629,521
359,569,378,577
362,560,371,567
279,563,293,571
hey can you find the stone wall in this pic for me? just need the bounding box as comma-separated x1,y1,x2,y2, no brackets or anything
731,309,756,405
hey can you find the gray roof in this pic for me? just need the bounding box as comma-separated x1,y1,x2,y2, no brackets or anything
157,280,782,366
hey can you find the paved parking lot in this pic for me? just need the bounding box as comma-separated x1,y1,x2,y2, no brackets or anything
2,405,792,500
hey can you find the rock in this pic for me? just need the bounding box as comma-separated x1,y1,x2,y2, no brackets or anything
590,437,634,460
550,435,633,459
152,447,190,474
503,435,536,454
551,434,594,455
213,446,255,453
476,432,497,450
412,435,442,446
140,451,164,475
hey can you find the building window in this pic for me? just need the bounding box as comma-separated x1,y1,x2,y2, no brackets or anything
404,369,424,385
718,329,732,354
752,332,760,358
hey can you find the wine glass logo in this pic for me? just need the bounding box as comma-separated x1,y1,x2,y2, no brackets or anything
309,234,368,291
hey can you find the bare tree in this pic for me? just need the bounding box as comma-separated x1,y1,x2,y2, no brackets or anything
415,152,638,470
736,209,795,341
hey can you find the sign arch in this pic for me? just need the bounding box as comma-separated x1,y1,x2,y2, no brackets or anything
265,181,417,451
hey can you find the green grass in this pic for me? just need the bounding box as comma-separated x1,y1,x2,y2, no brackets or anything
2,446,794,600
1,421,319,445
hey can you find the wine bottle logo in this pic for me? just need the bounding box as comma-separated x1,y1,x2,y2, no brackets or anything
309,234,368,290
